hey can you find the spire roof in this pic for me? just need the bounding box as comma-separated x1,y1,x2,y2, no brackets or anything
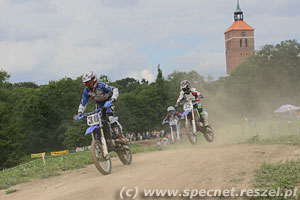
235,0,242,13
225,20,254,33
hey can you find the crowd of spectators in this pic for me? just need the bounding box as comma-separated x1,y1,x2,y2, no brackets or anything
124,130,166,142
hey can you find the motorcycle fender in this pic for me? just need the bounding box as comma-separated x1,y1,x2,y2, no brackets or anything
85,125,99,135
108,116,119,124
183,110,191,116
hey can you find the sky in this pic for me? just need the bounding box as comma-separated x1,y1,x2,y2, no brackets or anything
0,0,299,84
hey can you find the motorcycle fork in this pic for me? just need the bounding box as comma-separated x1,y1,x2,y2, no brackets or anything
191,110,197,134
170,126,174,142
185,114,195,134
176,125,180,140
91,132,95,142
185,115,189,131
100,128,109,157
92,120,109,157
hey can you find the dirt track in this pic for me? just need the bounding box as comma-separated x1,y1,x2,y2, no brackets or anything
1,143,299,200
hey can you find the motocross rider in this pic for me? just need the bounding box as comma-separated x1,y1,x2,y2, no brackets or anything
162,106,183,140
176,80,208,127
162,106,182,124
74,71,126,143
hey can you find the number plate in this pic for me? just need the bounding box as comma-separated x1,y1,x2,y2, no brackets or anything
183,103,193,111
87,114,100,126
170,117,178,125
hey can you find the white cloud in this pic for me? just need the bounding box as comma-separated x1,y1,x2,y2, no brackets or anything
129,69,155,82
171,51,226,78
0,40,55,73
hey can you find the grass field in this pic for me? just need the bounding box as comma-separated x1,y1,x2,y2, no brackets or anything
241,119,300,199
254,160,300,200
0,143,157,190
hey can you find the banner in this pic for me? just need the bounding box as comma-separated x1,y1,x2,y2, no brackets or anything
31,152,46,165
51,150,69,156
31,152,45,158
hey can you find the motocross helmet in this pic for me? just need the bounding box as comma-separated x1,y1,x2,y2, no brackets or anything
167,106,175,115
82,71,97,90
190,88,196,93
180,80,190,93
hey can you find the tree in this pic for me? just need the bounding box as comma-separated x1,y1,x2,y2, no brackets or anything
98,75,110,83
115,78,140,93
63,123,90,148
0,70,10,83
13,82,39,89
0,71,24,169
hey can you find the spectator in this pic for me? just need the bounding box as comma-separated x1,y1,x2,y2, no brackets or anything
161,129,165,137
130,133,134,141
133,133,136,141
139,133,143,141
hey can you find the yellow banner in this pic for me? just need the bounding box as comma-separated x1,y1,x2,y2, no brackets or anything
51,150,69,156
31,152,45,158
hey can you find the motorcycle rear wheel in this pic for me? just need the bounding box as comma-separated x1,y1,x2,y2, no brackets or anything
117,144,132,165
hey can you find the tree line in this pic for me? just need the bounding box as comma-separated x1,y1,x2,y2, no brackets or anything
0,39,299,169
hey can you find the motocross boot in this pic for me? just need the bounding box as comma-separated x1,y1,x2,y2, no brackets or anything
111,122,126,144
200,114,208,128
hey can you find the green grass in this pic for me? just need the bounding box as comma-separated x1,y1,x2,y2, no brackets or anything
130,143,157,153
247,134,300,146
5,189,18,194
233,119,300,146
212,119,300,199
0,143,157,191
209,119,299,146
244,120,300,199
244,120,300,146
254,160,300,200
0,151,93,190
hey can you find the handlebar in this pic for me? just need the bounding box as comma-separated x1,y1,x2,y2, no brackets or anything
75,108,103,121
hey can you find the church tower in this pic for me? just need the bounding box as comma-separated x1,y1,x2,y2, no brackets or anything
225,0,255,75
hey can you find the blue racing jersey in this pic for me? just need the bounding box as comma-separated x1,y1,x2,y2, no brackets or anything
78,82,119,113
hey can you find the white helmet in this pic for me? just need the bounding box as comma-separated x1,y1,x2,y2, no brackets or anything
167,106,175,113
82,71,97,83
191,88,197,93
82,71,97,89
180,80,190,93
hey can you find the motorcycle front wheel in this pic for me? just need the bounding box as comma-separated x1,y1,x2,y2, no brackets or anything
91,140,112,175
185,120,197,145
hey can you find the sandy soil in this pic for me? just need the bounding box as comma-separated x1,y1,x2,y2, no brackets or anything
1,143,299,200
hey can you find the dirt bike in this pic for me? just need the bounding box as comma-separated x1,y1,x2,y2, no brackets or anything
182,99,214,145
76,108,132,175
163,116,182,143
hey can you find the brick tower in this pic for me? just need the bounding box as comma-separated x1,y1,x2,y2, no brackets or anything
225,0,254,75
